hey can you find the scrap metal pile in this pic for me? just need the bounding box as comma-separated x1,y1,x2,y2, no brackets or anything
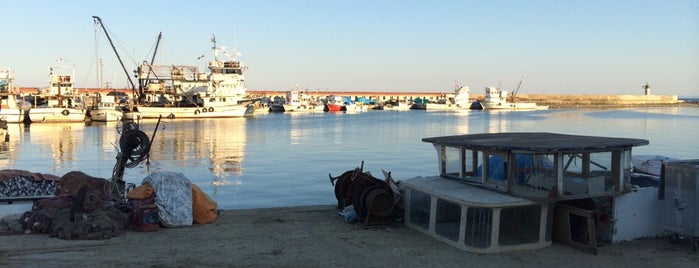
329,162,403,227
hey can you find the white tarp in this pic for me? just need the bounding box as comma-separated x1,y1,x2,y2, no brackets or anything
142,172,193,227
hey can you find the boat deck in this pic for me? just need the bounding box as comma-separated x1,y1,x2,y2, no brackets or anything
400,176,535,207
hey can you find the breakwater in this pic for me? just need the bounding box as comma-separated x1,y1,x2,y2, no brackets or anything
248,90,683,108
504,94,682,108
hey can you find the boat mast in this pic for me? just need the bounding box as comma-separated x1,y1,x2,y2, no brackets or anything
92,16,137,98
211,34,218,62
510,76,524,103
138,32,163,102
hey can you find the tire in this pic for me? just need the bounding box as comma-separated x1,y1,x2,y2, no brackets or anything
61,110,70,116
208,107,214,112
194,110,200,115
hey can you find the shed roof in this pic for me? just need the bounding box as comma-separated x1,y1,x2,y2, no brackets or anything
422,132,649,153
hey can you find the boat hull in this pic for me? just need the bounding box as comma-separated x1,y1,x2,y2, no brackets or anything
480,102,548,110
135,104,254,119
268,104,285,113
89,109,123,122
282,104,324,112
28,108,85,123
0,109,29,123
324,104,345,112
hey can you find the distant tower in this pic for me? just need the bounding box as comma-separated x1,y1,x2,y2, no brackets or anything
642,83,651,95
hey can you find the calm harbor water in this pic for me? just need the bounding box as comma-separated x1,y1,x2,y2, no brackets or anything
1,107,698,209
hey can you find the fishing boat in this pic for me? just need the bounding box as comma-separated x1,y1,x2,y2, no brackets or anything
92,17,254,119
268,96,286,112
282,90,324,112
343,96,368,113
409,97,428,110
382,100,411,110
472,78,547,110
472,86,547,110
0,68,29,123
26,63,86,123
424,85,472,111
88,95,123,122
324,95,346,112
133,37,255,119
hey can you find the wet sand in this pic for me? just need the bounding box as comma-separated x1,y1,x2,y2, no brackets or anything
1,205,697,267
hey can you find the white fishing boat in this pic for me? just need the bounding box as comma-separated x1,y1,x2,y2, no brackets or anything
281,90,324,112
26,63,86,123
0,68,29,123
132,36,255,119
382,100,411,110
89,95,123,122
425,85,472,111
92,17,254,120
473,86,548,110
472,78,547,110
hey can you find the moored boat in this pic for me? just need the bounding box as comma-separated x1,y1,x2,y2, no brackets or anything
424,85,472,111
472,80,548,110
324,95,346,112
409,97,427,110
1,68,29,123
89,95,124,122
26,63,86,123
282,90,324,112
93,16,254,120
473,86,548,110
132,37,255,119
382,100,411,110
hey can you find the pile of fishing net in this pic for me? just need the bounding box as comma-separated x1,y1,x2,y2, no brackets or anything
18,171,218,240
21,171,131,240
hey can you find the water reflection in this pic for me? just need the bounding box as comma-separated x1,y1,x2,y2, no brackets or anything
2,107,697,209
138,118,247,193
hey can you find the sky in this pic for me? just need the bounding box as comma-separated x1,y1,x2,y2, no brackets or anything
2,0,698,96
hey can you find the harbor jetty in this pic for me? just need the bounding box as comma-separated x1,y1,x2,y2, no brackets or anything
11,86,685,109
247,90,682,108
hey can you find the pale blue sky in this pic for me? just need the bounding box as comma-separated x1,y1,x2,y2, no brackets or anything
2,0,697,96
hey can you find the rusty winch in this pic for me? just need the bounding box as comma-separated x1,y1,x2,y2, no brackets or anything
329,161,402,227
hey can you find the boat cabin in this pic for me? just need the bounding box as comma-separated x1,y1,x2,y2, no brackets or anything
422,132,649,200
401,132,649,253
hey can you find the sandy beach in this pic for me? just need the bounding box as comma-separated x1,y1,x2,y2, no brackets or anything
0,205,697,267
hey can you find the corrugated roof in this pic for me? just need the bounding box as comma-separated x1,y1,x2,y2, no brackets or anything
422,132,649,153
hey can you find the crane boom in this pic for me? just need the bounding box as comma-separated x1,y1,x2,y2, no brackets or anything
92,16,137,97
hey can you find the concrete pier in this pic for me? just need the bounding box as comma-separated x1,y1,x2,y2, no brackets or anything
248,90,683,108
504,94,681,108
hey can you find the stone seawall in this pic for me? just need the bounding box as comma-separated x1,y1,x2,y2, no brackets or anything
479,94,682,108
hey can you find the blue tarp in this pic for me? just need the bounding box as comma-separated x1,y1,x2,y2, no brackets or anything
477,154,552,183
